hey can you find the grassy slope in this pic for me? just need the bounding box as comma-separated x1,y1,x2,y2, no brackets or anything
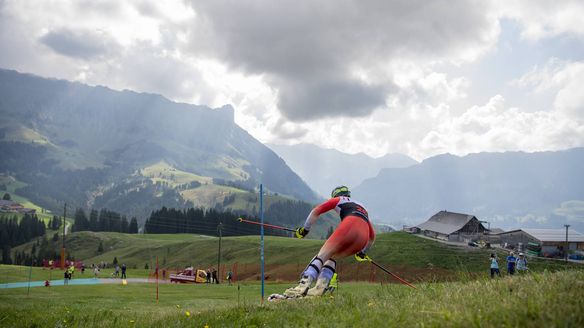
0,175,66,224
139,160,313,210
11,232,579,284
0,270,582,327
138,160,336,236
140,160,212,186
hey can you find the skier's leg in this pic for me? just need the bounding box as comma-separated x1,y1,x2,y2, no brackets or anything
284,255,324,297
319,216,371,259
306,217,370,297
307,259,336,296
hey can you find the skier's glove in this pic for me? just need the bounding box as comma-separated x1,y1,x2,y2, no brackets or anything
295,227,309,239
355,252,372,262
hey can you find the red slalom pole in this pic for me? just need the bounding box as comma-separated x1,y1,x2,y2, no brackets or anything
156,256,159,303
370,260,417,289
237,218,296,232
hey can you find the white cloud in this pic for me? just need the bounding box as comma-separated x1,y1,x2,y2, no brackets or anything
554,201,584,223
0,0,583,162
499,0,584,41
186,0,499,121
512,59,584,119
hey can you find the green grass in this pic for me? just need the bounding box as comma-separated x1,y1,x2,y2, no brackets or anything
140,160,212,187
0,265,152,283
0,125,52,145
0,270,582,327
12,232,580,285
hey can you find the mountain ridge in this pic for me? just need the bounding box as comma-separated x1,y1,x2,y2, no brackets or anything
268,143,417,197
0,68,319,220
355,147,584,231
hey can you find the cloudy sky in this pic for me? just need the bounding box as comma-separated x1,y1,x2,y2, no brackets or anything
1,0,583,161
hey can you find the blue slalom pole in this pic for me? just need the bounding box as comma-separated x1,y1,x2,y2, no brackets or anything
27,262,33,296
260,184,265,304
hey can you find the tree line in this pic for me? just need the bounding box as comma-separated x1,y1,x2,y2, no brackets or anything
0,214,46,264
144,206,289,237
72,208,139,234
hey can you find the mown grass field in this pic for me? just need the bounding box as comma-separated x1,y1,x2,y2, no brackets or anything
0,269,582,327
12,232,580,284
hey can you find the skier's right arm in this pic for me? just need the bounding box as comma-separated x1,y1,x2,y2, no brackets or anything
299,197,341,234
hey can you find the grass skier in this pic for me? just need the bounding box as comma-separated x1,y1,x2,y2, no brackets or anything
284,186,375,298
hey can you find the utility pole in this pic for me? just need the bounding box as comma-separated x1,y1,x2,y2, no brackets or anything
217,222,223,283
61,203,67,270
564,224,570,262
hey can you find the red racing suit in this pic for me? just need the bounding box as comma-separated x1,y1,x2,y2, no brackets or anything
304,196,375,258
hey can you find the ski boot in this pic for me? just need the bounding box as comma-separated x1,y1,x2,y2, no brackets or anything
306,276,330,297
283,275,313,298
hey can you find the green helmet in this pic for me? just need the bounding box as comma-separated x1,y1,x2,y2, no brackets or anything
331,186,350,198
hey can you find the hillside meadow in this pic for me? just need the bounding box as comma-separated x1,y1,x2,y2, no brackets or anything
10,231,580,284
0,270,582,327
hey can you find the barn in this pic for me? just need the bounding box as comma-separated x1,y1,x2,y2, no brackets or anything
497,228,584,257
415,210,487,242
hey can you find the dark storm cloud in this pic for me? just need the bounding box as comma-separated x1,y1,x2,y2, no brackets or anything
278,78,387,121
39,28,119,60
187,0,495,121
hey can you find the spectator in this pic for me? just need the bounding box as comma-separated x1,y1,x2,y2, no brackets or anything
490,253,501,278
94,266,100,279
212,268,218,284
506,251,517,275
121,263,127,279
113,265,120,278
516,253,528,273
226,270,233,285
69,265,75,280
64,270,69,285
206,269,211,284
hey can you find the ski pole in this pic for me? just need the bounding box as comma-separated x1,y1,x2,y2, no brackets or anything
237,218,296,232
370,259,417,289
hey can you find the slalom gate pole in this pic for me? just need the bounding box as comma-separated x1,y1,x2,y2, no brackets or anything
237,218,296,232
370,260,417,289
260,184,265,305
27,262,33,296
156,256,159,303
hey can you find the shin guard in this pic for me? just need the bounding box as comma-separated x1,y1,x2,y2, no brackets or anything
319,259,336,281
302,256,324,281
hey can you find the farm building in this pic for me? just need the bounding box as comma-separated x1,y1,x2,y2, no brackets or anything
415,210,487,242
497,229,584,256
0,200,36,214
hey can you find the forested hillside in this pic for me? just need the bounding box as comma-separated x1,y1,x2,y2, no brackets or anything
0,69,319,221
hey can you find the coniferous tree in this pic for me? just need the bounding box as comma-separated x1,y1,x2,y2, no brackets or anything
2,193,10,200
121,216,129,233
98,209,110,232
129,217,139,234
50,215,60,230
73,208,89,232
2,245,11,264
89,209,98,231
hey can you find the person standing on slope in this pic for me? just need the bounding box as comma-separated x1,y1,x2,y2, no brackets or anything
284,186,375,298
